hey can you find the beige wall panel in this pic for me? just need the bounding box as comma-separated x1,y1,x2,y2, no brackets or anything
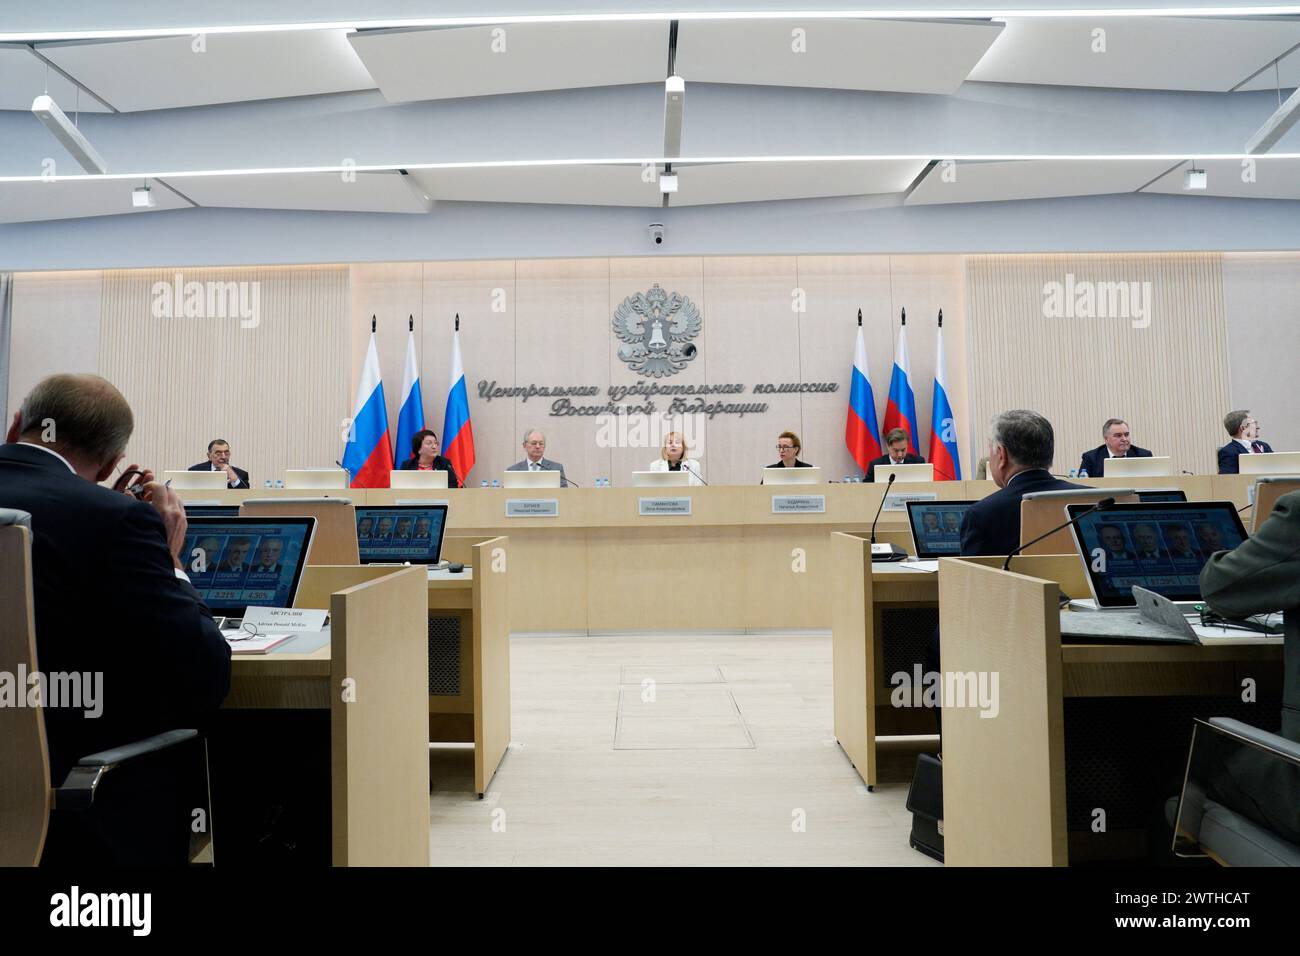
9,271,102,416
701,256,801,485
1221,253,1300,455
421,261,516,486
965,254,1230,477
516,259,612,488
99,265,349,484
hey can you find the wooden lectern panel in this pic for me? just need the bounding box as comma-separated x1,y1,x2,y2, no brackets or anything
241,499,360,566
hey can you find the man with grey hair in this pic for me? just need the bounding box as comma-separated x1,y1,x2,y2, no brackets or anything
0,373,230,865
506,428,569,486
960,409,1086,556
1078,418,1154,477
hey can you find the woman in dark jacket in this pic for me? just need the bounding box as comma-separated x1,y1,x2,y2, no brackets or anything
398,428,460,487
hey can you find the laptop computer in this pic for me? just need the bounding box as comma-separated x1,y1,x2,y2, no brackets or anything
182,516,316,626
1065,501,1249,610
355,504,449,567
905,500,975,558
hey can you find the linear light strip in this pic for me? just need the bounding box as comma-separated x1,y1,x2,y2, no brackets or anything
1,153,1297,184
5,7,1300,42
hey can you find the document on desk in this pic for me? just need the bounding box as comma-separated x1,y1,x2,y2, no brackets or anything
898,561,940,573
223,632,295,654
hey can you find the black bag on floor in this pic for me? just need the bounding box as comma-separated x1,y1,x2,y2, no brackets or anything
906,753,944,862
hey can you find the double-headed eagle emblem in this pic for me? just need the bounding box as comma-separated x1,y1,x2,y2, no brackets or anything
612,283,702,378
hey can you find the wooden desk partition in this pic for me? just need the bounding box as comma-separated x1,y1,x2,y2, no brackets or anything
939,558,1068,867
471,537,511,796
327,565,430,866
1251,477,1300,533
240,499,360,565
1019,491,1138,555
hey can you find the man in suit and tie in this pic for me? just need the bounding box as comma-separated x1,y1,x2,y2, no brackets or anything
0,373,230,865
1132,524,1168,562
1099,524,1136,562
959,409,1087,556
1077,419,1154,477
865,428,926,482
506,428,569,487
189,438,250,488
1217,410,1275,474
251,536,283,574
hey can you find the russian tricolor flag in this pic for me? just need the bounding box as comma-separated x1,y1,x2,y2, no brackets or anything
844,311,882,471
342,326,394,488
882,309,919,455
395,321,425,468
441,316,476,484
928,311,962,481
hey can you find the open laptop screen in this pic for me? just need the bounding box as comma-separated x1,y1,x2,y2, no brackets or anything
355,505,449,564
905,501,975,558
1066,502,1248,607
182,516,315,613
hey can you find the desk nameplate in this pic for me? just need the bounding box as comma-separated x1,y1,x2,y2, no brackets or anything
506,498,559,517
772,494,826,514
638,497,693,516
883,491,939,512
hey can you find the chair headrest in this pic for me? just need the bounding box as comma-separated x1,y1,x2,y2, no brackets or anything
0,508,32,528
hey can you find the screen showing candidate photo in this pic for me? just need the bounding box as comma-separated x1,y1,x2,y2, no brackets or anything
1068,502,1248,606
906,501,974,558
182,517,315,613
355,505,448,564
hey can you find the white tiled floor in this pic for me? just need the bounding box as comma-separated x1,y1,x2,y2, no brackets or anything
428,632,940,866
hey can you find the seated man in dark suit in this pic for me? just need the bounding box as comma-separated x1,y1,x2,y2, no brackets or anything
1078,418,1154,477
1217,409,1275,475
0,373,231,865
189,438,250,488
865,427,926,482
960,409,1087,556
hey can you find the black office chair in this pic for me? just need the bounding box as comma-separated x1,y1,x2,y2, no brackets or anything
0,509,214,866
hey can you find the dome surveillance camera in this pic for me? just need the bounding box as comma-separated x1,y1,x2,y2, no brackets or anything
648,223,665,245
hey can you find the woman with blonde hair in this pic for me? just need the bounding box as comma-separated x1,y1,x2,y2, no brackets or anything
649,430,703,485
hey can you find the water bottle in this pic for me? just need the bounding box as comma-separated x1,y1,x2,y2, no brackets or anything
1068,469,1077,478
275,479,284,489
263,479,273,489
491,479,501,488
481,480,489,488
1078,468,1089,478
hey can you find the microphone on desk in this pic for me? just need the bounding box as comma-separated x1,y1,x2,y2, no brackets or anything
335,459,353,481
563,476,581,488
1001,497,1115,572
681,464,709,486
869,473,908,562
1181,469,1195,476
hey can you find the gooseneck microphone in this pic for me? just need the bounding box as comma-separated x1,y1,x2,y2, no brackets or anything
681,463,709,486
869,473,908,562
1001,497,1115,571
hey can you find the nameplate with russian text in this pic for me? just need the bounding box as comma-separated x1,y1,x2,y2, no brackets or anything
882,491,939,512
506,498,559,517
242,606,328,634
772,495,826,514
639,497,692,516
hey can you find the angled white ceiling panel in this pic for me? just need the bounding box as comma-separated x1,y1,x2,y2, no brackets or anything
176,170,430,213
905,159,1174,205
350,22,669,102
968,17,1300,92
38,30,375,112
0,44,111,111
0,178,188,224
674,18,1003,95
1143,157,1300,199
407,164,663,206
669,159,926,205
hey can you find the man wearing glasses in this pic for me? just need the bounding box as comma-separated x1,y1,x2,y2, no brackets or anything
1217,410,1274,474
506,428,569,487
